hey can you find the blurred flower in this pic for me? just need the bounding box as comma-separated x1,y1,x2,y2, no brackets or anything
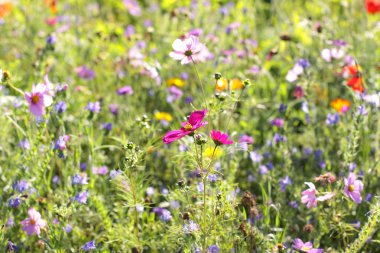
117,86,133,95
325,113,339,125
230,79,244,90
55,135,69,150
6,241,19,252
123,0,141,16
110,170,122,179
204,146,223,159
238,135,254,144
344,173,363,204
343,66,364,93
293,86,304,99
81,240,96,251
215,78,228,91
301,182,335,209
20,208,47,235
210,130,233,145
166,78,185,87
366,0,380,14
183,220,199,234
314,173,336,185
279,176,292,192
155,111,173,122
109,104,119,116
102,122,112,131
357,105,368,116
271,118,284,128
362,93,380,107
293,238,324,253
330,98,350,113
65,224,72,233
124,24,135,38
74,191,88,204
321,48,344,62
167,86,183,103
75,66,94,80
169,35,208,64
163,109,207,144
13,180,29,193
207,245,219,253
92,166,108,175
86,101,101,113
25,83,53,117
54,101,67,113
18,139,30,150
8,198,21,208
72,173,88,185
286,59,309,82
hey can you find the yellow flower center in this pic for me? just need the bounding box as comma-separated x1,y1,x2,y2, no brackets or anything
348,185,355,192
184,123,192,131
301,246,311,251
31,94,40,104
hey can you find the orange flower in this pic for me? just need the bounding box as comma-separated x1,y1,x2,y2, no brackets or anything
0,2,12,18
166,78,185,87
45,0,57,15
215,78,228,91
330,98,350,113
230,79,244,90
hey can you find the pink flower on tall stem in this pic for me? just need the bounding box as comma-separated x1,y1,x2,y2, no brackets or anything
210,130,233,145
163,109,207,144
301,182,334,208
293,238,324,253
20,208,47,235
344,173,363,204
169,36,208,65
24,84,53,117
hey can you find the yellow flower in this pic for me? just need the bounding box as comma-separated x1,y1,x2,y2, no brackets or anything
230,78,244,90
166,78,185,87
330,98,350,113
155,112,173,122
215,78,228,91
203,147,223,159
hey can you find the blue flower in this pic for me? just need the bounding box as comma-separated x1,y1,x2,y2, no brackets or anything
81,240,96,251
207,245,219,253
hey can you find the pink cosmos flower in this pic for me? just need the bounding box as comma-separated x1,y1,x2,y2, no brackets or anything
210,130,233,145
169,36,208,65
24,84,53,117
344,173,363,204
20,208,47,235
293,238,324,253
301,182,334,208
163,109,207,144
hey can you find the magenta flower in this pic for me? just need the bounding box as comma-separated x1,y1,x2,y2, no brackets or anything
344,173,363,204
20,208,47,235
24,84,53,117
169,36,208,65
293,238,324,253
163,109,207,144
210,130,233,145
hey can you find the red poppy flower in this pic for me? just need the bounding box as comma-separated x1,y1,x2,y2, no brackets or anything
366,0,380,14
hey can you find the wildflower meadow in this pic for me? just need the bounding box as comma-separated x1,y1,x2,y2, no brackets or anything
1,0,380,252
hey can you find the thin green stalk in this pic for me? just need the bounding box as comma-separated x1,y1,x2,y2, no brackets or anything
190,57,208,110
224,87,246,133
128,171,140,250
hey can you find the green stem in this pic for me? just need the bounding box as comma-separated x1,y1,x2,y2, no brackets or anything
191,57,208,110
6,82,24,96
128,171,140,250
224,87,246,133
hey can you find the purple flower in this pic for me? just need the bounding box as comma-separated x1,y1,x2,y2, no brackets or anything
18,139,30,150
102,122,112,131
8,198,21,208
24,83,53,117
238,134,254,144
357,105,368,116
117,86,133,96
54,101,67,113
86,101,101,113
183,220,199,234
293,238,324,253
273,133,286,143
75,191,88,204
271,118,284,128
72,173,88,185
7,241,19,251
123,0,141,16
110,170,122,179
326,113,340,125
55,135,69,150
109,104,119,116
279,176,292,192
13,180,29,193
53,175,60,184
167,86,183,103
80,163,87,171
65,224,72,233
81,240,96,251
297,59,310,68
124,25,135,38
20,208,47,235
207,245,219,253
344,173,363,204
92,166,108,175
279,103,287,114
75,66,95,80
250,151,262,163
